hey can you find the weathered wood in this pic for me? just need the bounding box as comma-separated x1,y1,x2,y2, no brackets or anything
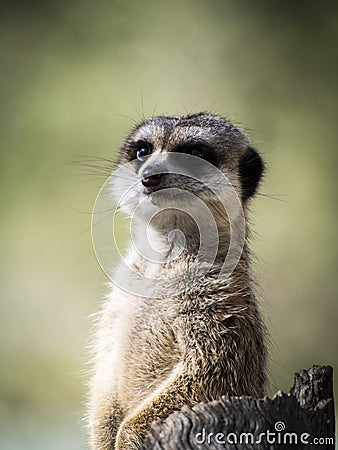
142,365,335,449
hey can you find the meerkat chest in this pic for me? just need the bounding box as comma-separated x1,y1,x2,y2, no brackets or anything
106,287,181,408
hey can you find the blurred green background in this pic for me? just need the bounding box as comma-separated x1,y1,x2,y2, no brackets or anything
1,1,337,448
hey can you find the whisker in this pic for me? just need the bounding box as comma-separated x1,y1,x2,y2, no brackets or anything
111,113,139,126
67,156,138,183
177,99,189,115
66,156,117,165
151,98,162,119
140,89,144,121
255,193,287,202
70,206,117,215
131,103,146,123
75,211,114,239
203,180,286,203
92,209,116,228
75,168,113,176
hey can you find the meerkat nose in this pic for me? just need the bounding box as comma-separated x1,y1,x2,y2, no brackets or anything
141,173,163,187
141,170,164,187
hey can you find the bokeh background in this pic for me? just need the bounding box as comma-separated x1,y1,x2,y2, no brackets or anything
1,1,337,448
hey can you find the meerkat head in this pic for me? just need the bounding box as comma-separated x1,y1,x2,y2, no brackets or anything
111,113,264,235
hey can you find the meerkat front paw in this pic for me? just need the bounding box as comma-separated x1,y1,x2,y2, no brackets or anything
114,416,149,450
88,398,125,450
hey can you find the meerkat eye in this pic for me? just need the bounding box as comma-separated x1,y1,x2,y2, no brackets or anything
136,143,152,161
173,142,216,164
190,148,205,158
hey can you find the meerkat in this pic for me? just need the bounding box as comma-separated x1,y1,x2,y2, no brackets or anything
88,113,267,450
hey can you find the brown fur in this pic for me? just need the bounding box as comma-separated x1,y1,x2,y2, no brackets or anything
87,113,267,449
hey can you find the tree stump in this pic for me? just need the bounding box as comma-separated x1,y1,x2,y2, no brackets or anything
142,365,335,449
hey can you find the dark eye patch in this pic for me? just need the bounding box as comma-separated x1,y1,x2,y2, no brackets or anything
171,142,217,165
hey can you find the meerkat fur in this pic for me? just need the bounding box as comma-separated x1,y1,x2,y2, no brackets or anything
88,113,267,449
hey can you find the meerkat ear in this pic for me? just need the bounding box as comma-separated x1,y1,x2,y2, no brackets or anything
239,146,264,201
